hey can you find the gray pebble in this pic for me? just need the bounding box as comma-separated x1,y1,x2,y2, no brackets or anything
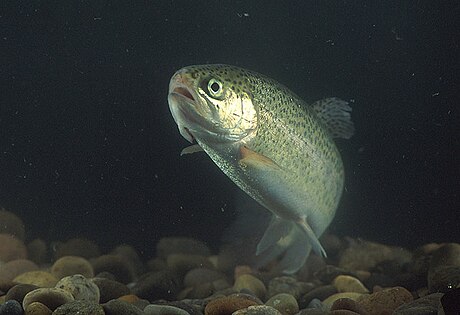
144,304,191,315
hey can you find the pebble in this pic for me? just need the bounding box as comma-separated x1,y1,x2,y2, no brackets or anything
322,292,364,310
233,274,266,300
299,285,337,309
22,287,74,311
13,271,58,288
265,293,299,315
51,256,94,279
0,259,38,291
111,245,144,276
268,276,314,300
91,254,135,284
5,284,39,304
204,294,260,315
55,274,100,303
91,277,130,303
313,265,356,284
0,299,23,315
24,301,52,315
338,238,412,271
166,254,214,277
102,299,144,315
393,292,443,314
156,237,211,259
329,298,368,314
332,275,369,294
427,265,460,293
233,305,282,315
150,301,203,315
52,238,100,260
0,209,25,240
26,239,47,266
429,243,460,271
131,270,180,301
0,234,27,263
144,304,191,315
52,300,105,315
356,286,412,314
184,268,228,288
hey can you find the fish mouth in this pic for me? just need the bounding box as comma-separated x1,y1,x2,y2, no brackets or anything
168,77,200,143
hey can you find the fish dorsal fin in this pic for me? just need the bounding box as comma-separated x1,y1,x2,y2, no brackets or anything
311,97,355,139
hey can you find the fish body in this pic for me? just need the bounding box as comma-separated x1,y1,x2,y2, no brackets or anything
168,64,354,273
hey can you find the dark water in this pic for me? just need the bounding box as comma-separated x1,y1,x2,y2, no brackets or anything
1,1,458,256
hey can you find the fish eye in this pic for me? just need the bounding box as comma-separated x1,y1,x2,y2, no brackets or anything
207,78,223,97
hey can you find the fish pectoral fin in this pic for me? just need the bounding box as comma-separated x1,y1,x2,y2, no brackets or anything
180,144,204,156
297,218,327,258
239,146,281,171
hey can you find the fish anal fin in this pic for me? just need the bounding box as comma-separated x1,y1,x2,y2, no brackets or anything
239,146,281,170
297,218,327,258
311,97,355,139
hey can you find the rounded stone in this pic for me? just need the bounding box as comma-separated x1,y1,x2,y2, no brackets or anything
22,287,74,311
53,300,105,315
55,274,100,303
393,292,443,315
13,271,58,288
299,285,337,309
0,209,25,240
233,274,266,300
91,254,135,284
268,276,315,300
332,275,369,294
330,297,368,314
322,292,364,310
51,256,94,279
184,268,227,287
265,293,299,315
356,286,413,314
144,304,191,315
156,237,211,259
427,265,460,293
24,301,52,315
102,299,144,315
111,245,144,276
91,277,130,303
5,283,39,304
131,270,180,301
429,243,460,271
204,294,260,315
0,234,27,262
233,305,282,315
0,259,39,291
53,238,100,260
26,239,48,266
313,265,356,284
0,299,23,315
166,254,214,277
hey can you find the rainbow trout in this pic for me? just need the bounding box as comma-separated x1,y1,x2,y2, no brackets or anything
168,64,354,273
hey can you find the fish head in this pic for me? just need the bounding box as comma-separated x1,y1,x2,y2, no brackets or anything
168,65,258,144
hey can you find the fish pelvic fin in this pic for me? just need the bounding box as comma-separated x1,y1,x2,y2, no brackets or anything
311,97,355,139
180,144,204,155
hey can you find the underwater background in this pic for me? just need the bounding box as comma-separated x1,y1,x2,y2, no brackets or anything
1,1,458,258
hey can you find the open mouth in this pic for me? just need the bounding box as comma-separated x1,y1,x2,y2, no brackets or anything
173,87,195,101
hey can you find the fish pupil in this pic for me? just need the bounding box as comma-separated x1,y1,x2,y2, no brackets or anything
210,81,220,93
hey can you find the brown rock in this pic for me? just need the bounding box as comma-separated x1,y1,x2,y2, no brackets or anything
0,234,27,262
0,208,25,240
53,238,100,260
204,294,260,315
5,283,39,304
27,239,48,265
357,286,413,314
13,271,58,288
24,301,52,315
92,254,135,284
51,255,94,279
0,259,38,290
22,287,74,311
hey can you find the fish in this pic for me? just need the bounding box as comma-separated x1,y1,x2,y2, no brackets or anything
168,64,354,273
